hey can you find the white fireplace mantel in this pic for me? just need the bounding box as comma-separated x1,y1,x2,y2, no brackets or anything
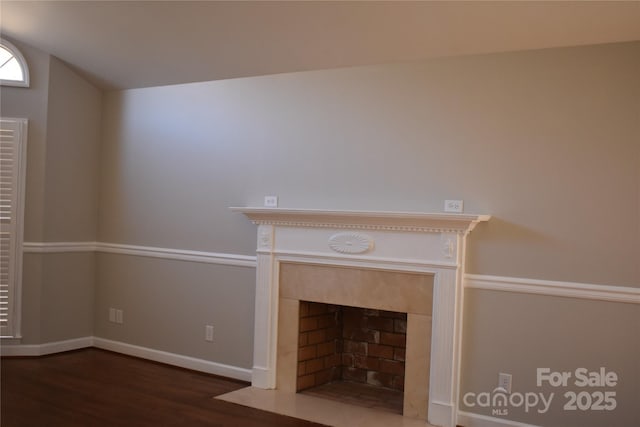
230,207,489,233
232,207,490,427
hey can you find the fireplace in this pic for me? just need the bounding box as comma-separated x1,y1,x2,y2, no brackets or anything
231,208,489,427
277,262,432,418
296,301,407,414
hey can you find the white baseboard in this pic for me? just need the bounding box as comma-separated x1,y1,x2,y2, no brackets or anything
0,336,93,356
1,336,252,383
92,337,252,382
457,411,541,427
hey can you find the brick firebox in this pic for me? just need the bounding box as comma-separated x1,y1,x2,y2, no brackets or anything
297,301,407,393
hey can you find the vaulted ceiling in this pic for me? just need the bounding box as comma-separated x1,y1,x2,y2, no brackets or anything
2,1,639,90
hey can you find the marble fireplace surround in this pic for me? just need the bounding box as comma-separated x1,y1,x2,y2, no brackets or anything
232,208,490,427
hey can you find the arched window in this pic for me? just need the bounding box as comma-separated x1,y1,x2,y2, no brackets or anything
0,39,30,87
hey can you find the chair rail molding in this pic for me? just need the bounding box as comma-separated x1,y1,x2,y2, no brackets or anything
465,274,640,304
22,241,257,267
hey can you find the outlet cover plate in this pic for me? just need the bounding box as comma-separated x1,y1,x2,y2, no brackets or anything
115,309,123,324
264,196,278,208
205,325,214,342
444,200,464,213
498,372,512,393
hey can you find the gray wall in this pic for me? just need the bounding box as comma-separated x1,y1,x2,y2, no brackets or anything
44,56,101,242
1,39,101,344
98,41,639,427
461,289,639,426
100,42,640,287
94,254,255,368
0,38,50,243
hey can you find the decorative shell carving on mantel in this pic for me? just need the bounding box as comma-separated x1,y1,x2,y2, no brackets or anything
328,232,374,254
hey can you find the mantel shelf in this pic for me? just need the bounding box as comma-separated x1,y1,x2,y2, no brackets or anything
230,207,490,233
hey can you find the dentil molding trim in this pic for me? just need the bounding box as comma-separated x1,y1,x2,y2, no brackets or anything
229,207,491,233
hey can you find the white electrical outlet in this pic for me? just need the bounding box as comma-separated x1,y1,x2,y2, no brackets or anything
109,308,124,324
264,196,278,207
205,325,214,342
498,372,512,393
444,199,464,213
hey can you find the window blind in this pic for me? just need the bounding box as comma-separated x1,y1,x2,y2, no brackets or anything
0,118,27,338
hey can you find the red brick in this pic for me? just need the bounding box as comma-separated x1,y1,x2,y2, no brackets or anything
341,322,358,336
299,317,318,332
325,327,339,340
297,374,315,391
354,354,380,371
314,369,332,385
299,302,310,317
305,358,325,374
309,303,328,315
317,313,337,329
343,340,367,354
298,332,308,346
297,361,306,376
366,371,394,389
380,332,406,347
366,316,394,332
308,329,326,345
393,318,408,334
298,345,317,361
393,347,406,362
342,308,366,329
324,353,340,368
317,341,336,357
342,353,354,367
392,375,405,391
331,366,342,381
368,343,393,359
343,328,380,344
380,359,405,376
343,367,367,383
363,309,379,317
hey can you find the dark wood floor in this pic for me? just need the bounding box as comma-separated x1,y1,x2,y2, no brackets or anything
1,348,326,427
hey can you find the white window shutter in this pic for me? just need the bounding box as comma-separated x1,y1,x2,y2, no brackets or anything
0,118,27,338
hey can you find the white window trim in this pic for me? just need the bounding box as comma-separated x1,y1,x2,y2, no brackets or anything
0,38,30,88
0,118,28,338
